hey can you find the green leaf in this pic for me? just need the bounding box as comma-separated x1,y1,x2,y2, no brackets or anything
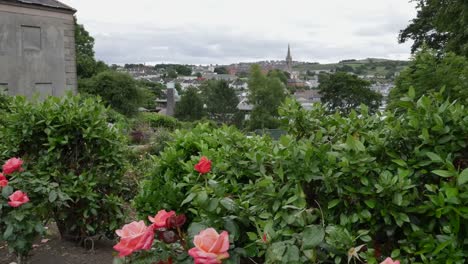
458,169,468,185
302,225,325,249
3,225,13,239
364,199,376,209
220,197,236,212
391,249,400,258
346,135,365,152
49,190,58,203
432,170,454,178
408,87,415,99
328,199,340,209
393,193,403,206
426,152,443,163
181,192,196,206
195,191,208,205
2,185,13,199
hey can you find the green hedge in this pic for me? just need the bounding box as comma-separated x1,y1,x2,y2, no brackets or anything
135,89,468,263
0,94,128,241
139,112,182,130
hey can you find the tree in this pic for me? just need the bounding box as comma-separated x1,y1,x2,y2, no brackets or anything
201,80,239,124
137,80,165,110
318,72,382,114
78,71,144,116
75,19,108,79
399,0,468,57
174,65,192,76
195,72,202,78
175,88,205,121
167,69,178,79
388,48,468,109
336,64,354,73
247,65,286,129
267,69,289,86
214,67,228,74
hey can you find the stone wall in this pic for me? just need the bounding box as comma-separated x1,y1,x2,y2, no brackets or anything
0,3,76,99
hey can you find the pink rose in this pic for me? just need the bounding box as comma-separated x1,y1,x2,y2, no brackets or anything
381,257,400,264
194,156,212,174
2,157,24,175
8,190,30,207
148,210,176,229
188,228,230,264
0,173,8,187
113,221,155,257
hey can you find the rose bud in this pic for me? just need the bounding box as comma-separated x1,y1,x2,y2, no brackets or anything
166,214,187,229
159,230,179,244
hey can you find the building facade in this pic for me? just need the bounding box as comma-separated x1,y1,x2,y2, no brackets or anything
0,0,77,99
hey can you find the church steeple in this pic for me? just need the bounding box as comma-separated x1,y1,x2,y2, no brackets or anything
286,44,293,73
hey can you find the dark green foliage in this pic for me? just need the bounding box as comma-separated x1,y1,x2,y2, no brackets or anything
134,124,316,262
167,69,178,79
388,48,468,110
154,64,192,76
139,112,181,130
318,72,382,113
399,0,468,57
75,19,108,79
335,64,354,73
214,67,228,74
0,94,127,241
267,69,289,86
79,71,145,116
175,88,205,121
200,80,239,124
137,80,164,111
279,91,468,263
248,65,287,130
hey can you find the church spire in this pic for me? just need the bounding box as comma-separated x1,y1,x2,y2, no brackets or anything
286,44,293,73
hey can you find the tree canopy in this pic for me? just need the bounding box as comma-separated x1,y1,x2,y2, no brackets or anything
388,48,468,109
247,65,287,130
75,19,108,79
318,72,382,114
399,0,468,57
200,80,240,125
175,88,205,121
78,71,144,116
214,67,229,75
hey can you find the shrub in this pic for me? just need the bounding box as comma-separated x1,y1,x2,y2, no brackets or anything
134,124,319,262
139,113,181,130
279,90,468,263
135,89,468,263
0,94,128,242
79,70,145,116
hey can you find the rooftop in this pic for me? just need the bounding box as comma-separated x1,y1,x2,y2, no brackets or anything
2,0,76,12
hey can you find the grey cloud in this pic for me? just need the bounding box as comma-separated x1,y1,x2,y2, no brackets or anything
92,22,410,65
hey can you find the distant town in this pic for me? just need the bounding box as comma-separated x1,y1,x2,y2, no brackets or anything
114,45,408,113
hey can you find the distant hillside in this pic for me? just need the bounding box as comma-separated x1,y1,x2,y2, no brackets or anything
294,58,410,80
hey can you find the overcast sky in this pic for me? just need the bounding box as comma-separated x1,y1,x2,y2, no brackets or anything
61,0,417,65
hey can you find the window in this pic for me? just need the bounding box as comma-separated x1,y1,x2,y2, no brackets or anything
22,26,41,51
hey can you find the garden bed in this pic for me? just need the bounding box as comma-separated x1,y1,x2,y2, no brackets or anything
0,223,115,264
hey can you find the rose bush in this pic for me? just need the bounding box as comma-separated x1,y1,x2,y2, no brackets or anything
0,158,46,263
135,89,467,263
112,208,231,264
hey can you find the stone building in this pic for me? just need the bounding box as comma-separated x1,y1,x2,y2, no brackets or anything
0,0,77,99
